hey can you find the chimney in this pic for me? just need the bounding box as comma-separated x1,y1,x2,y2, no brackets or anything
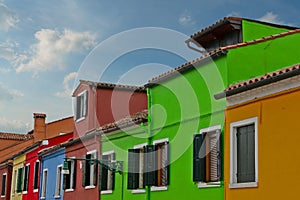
33,113,46,142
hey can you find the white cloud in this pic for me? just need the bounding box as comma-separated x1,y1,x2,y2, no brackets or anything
15,29,97,73
0,82,24,101
258,12,284,24
0,117,30,133
0,2,19,31
178,11,196,26
0,40,18,61
55,72,77,98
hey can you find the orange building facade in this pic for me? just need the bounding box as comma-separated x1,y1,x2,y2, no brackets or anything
223,65,300,200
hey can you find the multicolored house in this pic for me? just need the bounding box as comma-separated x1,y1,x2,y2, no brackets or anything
219,64,300,200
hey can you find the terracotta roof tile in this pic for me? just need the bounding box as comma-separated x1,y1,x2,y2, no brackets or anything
222,29,300,50
0,132,33,141
226,64,300,92
80,80,146,91
97,110,148,133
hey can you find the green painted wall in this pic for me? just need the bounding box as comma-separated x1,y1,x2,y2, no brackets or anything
242,20,290,42
101,126,148,200
227,32,300,84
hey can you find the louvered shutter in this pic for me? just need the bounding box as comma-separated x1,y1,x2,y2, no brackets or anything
16,168,23,193
216,130,222,182
193,134,206,182
144,145,158,186
161,142,170,186
110,153,115,190
100,155,108,190
72,161,77,189
127,149,139,189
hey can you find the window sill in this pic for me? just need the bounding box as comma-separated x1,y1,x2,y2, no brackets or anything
33,189,38,193
151,186,168,192
40,197,46,199
131,189,146,194
101,190,113,194
75,117,86,123
198,182,221,188
22,191,28,194
85,185,96,190
1,195,5,198
65,189,74,192
54,195,61,199
229,182,258,189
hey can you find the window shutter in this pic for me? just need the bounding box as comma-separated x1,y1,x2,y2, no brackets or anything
63,174,67,190
127,149,139,189
100,155,108,191
216,130,222,182
193,134,206,182
82,155,86,187
162,142,170,186
111,153,115,190
83,91,88,117
17,168,23,193
93,153,98,186
144,145,158,186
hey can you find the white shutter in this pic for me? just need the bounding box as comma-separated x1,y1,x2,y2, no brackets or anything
209,134,218,182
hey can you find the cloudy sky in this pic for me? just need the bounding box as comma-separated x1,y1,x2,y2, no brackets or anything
0,0,299,133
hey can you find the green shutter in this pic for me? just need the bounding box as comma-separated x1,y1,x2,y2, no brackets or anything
100,155,108,191
193,134,206,182
16,168,23,193
127,149,139,189
144,145,158,186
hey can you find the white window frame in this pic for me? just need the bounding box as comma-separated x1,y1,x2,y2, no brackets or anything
230,117,258,189
22,163,30,194
1,173,7,197
65,157,76,192
197,125,222,188
101,150,115,194
85,150,97,189
54,165,63,198
41,169,48,199
131,143,147,194
75,90,88,122
151,138,169,192
33,160,40,193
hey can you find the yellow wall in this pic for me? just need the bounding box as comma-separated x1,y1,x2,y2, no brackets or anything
10,155,25,200
225,88,300,200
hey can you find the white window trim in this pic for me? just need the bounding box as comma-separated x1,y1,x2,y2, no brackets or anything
41,169,48,198
68,156,76,190
131,143,147,194
33,160,40,193
75,90,88,122
22,163,30,194
230,117,258,189
54,165,63,198
101,150,115,193
65,189,74,192
1,173,7,197
151,138,169,192
85,150,97,188
197,125,222,188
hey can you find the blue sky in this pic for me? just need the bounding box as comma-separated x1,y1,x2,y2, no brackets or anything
0,0,299,133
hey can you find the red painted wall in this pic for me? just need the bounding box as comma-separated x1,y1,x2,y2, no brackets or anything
64,137,100,200
23,133,73,200
0,163,12,200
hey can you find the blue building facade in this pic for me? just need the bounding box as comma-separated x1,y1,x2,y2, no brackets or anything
39,148,65,200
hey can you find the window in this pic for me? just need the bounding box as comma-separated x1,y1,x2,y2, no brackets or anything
63,159,76,191
128,143,147,192
23,164,30,193
100,151,115,193
33,161,40,192
82,150,97,188
75,90,88,121
193,125,222,188
41,169,48,198
55,165,62,197
12,169,17,195
141,139,169,191
230,117,258,188
1,173,7,197
16,167,23,193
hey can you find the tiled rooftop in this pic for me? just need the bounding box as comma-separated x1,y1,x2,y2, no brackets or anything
80,80,146,91
0,132,33,141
